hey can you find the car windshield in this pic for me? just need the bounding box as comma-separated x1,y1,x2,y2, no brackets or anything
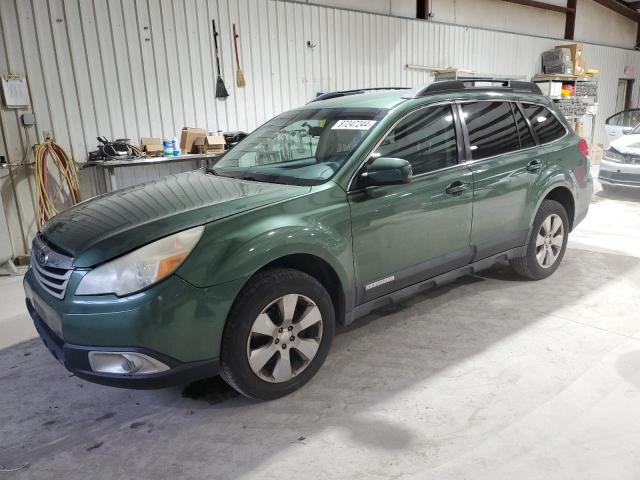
210,107,387,185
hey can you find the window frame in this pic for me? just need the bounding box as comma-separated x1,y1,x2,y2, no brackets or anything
605,108,640,126
518,101,569,147
513,102,537,148
347,101,465,192
456,100,522,161
213,107,388,186
455,99,569,164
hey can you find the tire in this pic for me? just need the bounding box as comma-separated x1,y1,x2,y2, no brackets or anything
601,183,612,193
510,199,569,280
219,268,335,400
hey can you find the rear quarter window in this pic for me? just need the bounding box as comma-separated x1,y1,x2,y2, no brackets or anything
523,104,566,144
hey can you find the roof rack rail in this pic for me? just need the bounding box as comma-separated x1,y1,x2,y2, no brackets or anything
404,79,542,98
309,87,411,103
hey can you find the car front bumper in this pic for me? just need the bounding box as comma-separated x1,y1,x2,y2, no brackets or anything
599,159,640,188
24,269,246,389
28,299,219,388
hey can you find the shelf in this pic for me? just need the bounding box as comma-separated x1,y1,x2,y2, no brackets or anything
533,75,598,83
551,96,597,100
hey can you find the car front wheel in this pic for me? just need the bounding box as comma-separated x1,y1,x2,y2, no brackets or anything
510,199,569,280
219,268,335,400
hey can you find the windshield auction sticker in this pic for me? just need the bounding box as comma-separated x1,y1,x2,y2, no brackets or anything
331,120,377,130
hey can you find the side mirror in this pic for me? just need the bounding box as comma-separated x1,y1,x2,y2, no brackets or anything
360,157,412,187
623,127,633,135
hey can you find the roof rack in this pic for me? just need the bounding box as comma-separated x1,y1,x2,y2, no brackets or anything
404,79,542,98
309,87,411,103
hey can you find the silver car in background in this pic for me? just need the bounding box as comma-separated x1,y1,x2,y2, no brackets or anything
600,122,640,190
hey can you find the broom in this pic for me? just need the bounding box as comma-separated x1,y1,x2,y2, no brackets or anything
233,23,246,87
212,19,229,98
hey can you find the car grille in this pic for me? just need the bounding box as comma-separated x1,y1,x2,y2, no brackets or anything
30,235,74,300
625,155,640,164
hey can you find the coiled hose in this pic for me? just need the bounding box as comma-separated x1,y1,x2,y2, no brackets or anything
34,141,81,228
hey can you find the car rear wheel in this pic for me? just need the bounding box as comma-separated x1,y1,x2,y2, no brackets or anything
510,199,569,280
219,268,335,400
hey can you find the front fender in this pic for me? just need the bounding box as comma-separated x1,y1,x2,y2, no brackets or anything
177,184,354,291
219,224,352,289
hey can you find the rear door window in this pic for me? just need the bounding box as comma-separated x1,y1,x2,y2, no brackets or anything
523,104,566,144
461,102,520,160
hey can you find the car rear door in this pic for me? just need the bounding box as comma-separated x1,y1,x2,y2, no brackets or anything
460,100,539,259
348,103,474,304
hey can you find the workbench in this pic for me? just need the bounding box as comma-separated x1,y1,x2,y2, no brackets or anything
84,153,221,194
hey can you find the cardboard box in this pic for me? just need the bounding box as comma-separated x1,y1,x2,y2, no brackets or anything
556,43,586,75
180,127,207,154
557,43,583,62
572,121,584,137
140,137,162,146
145,144,164,156
194,134,226,155
139,137,163,156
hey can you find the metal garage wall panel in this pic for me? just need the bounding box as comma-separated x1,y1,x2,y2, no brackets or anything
134,0,162,138
77,0,113,140
64,0,98,156
121,0,151,140
2,0,640,258
4,0,640,149
92,1,125,140
0,0,38,255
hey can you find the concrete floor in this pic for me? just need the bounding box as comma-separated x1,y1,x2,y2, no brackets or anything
2,172,640,479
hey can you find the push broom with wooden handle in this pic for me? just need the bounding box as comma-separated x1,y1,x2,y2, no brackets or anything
233,23,246,87
212,19,229,98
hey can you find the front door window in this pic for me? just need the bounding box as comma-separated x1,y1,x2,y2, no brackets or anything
375,104,458,175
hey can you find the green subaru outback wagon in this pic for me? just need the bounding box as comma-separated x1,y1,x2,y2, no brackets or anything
24,80,592,399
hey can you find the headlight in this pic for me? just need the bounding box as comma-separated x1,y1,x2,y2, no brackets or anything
604,148,625,163
76,226,204,296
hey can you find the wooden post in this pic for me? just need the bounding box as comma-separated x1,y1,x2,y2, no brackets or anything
417,0,429,20
565,0,577,40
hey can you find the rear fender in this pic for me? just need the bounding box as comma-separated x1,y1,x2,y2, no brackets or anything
527,169,577,236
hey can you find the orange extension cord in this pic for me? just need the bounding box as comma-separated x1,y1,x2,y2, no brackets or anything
34,141,81,228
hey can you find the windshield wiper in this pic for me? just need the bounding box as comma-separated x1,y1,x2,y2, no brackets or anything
207,168,244,179
208,167,301,185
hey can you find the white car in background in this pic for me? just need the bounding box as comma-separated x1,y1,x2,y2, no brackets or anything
604,108,640,146
600,123,640,191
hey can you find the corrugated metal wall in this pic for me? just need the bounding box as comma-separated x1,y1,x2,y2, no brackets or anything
1,0,640,257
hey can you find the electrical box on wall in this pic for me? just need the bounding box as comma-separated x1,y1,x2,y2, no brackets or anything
1,74,31,108
20,112,36,126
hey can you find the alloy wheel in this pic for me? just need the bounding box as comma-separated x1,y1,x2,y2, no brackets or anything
246,294,323,383
536,213,564,269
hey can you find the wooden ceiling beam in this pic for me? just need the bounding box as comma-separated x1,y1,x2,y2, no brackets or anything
417,0,429,19
589,0,640,22
565,0,577,39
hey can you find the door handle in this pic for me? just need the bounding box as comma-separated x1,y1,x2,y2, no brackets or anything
526,160,544,172
445,181,469,195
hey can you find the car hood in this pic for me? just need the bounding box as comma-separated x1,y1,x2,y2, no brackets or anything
41,169,310,267
609,134,640,154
